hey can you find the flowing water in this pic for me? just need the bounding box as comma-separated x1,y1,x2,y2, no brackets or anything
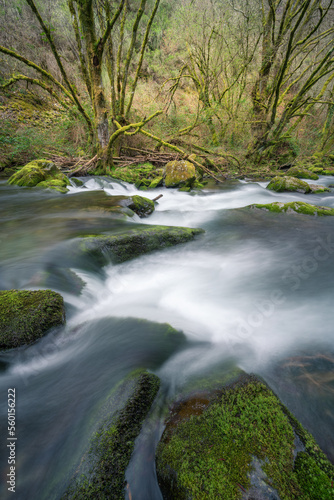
0,176,334,499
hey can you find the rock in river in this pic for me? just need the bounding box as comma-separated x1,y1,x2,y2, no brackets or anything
156,373,334,500
267,176,311,194
0,289,65,350
8,159,70,193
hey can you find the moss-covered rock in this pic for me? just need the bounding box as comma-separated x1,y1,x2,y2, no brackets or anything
267,176,311,193
0,289,65,350
156,374,334,500
149,176,163,189
123,194,155,217
250,201,334,216
8,159,70,193
64,370,160,499
77,225,204,265
70,177,84,187
37,178,69,193
309,184,330,194
286,166,319,180
165,160,196,188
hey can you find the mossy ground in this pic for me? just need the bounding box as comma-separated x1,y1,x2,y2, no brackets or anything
156,374,334,500
111,163,164,189
250,201,334,216
0,289,65,349
63,370,160,499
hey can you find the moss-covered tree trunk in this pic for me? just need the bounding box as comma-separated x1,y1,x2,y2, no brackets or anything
251,8,274,140
76,0,109,153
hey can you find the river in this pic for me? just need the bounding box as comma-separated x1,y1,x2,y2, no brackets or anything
0,176,334,499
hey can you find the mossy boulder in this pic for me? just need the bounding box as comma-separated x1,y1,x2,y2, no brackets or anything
77,225,204,266
309,184,330,194
8,159,70,193
64,370,160,499
156,374,334,500
286,166,319,180
250,201,334,216
0,289,65,350
165,160,196,188
120,194,155,217
267,176,311,193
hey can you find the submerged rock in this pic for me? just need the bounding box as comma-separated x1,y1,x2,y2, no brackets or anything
250,201,334,216
165,160,196,188
77,225,204,265
64,370,160,499
0,289,65,350
286,166,319,180
267,176,311,194
8,159,70,193
156,373,334,500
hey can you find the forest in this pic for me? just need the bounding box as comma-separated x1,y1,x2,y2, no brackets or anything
0,0,333,177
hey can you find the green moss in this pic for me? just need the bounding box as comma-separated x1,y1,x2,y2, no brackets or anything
77,225,205,264
309,184,330,193
64,370,160,499
126,195,155,217
193,180,205,189
250,201,334,216
70,177,84,187
286,166,319,180
165,160,196,188
267,176,311,193
308,166,325,174
156,374,334,500
178,186,191,192
7,159,70,192
111,163,163,187
282,405,334,499
8,165,46,186
0,289,65,350
37,178,69,193
149,176,163,189
135,178,151,189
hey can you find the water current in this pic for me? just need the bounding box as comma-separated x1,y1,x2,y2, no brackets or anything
0,176,334,499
